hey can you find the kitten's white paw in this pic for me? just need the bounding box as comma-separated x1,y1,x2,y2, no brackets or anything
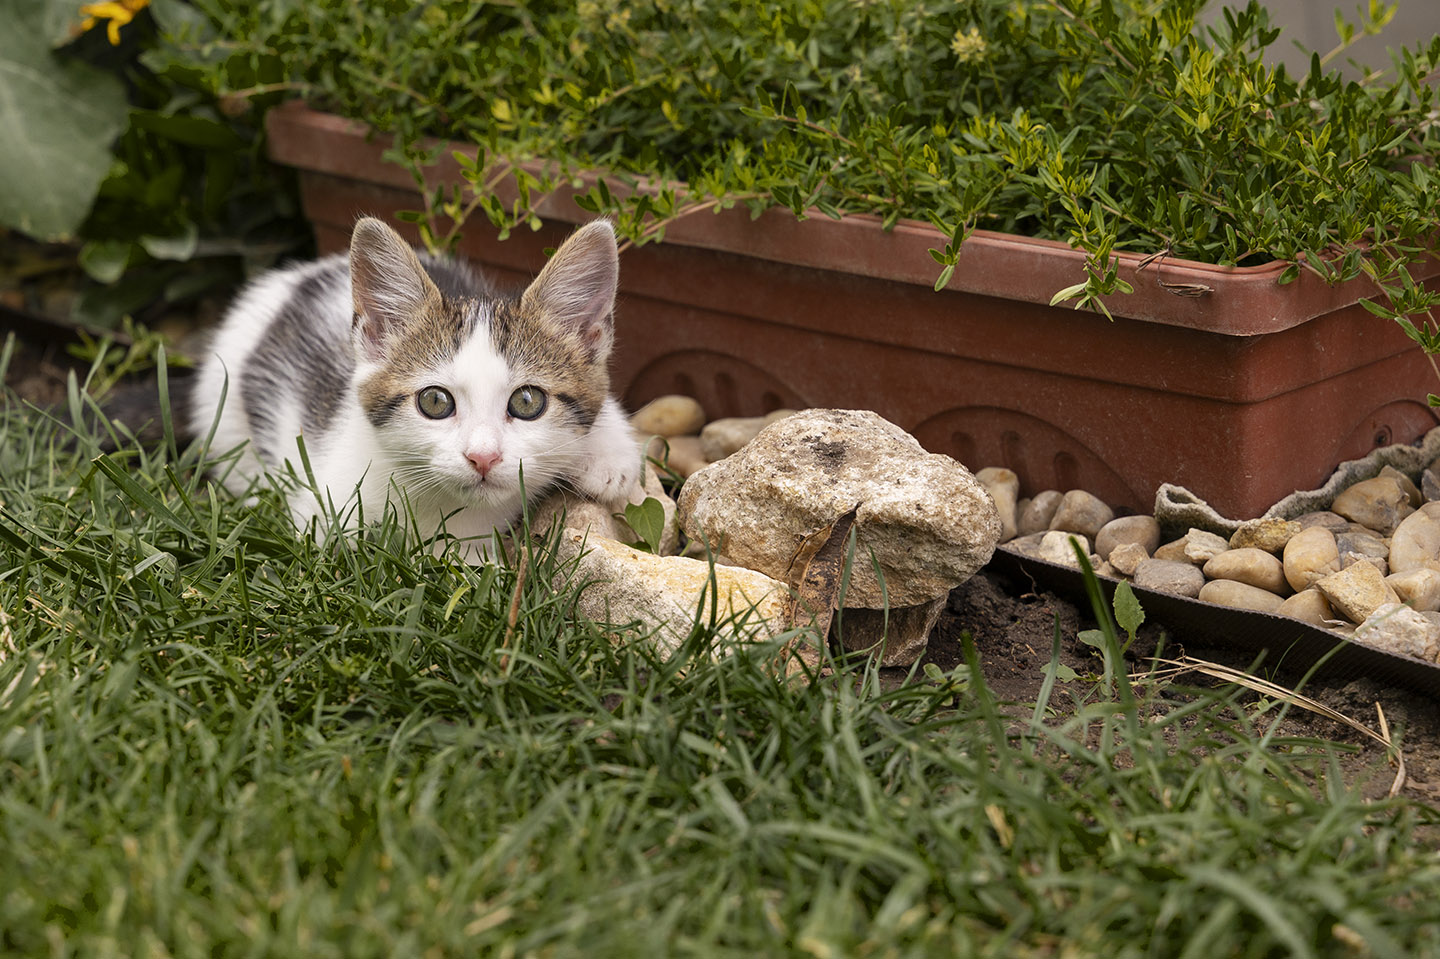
579,440,645,507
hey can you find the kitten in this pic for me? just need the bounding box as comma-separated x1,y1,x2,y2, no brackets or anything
187,216,643,557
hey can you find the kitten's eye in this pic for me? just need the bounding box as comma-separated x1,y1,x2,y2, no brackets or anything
416,386,455,419
507,385,547,420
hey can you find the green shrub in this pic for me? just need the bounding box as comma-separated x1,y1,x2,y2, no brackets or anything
173,0,1440,366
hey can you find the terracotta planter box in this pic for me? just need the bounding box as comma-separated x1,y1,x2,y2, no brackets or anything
265,102,1440,519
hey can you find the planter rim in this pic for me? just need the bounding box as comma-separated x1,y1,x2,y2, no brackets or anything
266,101,1440,336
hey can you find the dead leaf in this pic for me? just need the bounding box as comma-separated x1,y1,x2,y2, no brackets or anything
780,504,860,671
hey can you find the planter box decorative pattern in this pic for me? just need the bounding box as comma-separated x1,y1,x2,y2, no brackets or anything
266,103,1440,519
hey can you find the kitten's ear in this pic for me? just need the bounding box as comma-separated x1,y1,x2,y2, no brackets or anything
349,217,442,361
520,221,619,361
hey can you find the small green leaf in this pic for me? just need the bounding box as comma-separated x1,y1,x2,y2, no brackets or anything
1049,282,1089,306
1077,628,1106,651
1113,580,1145,641
622,497,667,554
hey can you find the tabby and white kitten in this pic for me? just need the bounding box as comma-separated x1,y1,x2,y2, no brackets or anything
188,217,642,556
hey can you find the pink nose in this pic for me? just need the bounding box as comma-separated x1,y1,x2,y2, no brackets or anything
467,450,502,478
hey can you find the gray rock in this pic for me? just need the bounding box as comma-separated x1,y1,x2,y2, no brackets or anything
835,597,947,667
1316,561,1400,624
1049,490,1115,540
1340,552,1388,578
630,394,706,437
1017,490,1063,536
1336,525,1389,561
976,467,1020,542
1283,526,1341,592
699,416,771,461
1422,464,1440,503
1095,515,1161,562
677,409,1001,608
1388,501,1440,574
1202,548,1289,595
1331,475,1414,536
1353,603,1440,662
1133,559,1206,598
1198,579,1285,614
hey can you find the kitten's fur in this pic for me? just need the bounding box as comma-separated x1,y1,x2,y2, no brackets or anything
188,217,642,556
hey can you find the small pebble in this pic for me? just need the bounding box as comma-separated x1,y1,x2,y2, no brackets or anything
630,394,706,437
1389,502,1440,574
1108,541,1149,577
1228,517,1301,554
1340,552,1388,577
654,435,710,478
1387,568,1440,613
1202,548,1288,595
976,467,1019,542
1331,475,1414,536
1354,603,1440,662
699,416,769,461
1017,490,1063,536
1335,525,1388,561
1049,490,1115,540
1153,528,1229,566
1422,464,1440,503
1094,515,1161,562
1198,579,1285,614
1277,589,1335,627
1133,559,1205,598
1283,526,1341,592
1315,561,1400,624
1295,510,1349,532
1038,530,1092,568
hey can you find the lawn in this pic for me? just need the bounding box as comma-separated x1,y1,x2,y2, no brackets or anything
1,340,1438,957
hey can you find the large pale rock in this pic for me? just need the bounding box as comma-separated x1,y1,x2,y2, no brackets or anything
557,531,791,653
1202,548,1288,595
630,394,706,437
835,597,947,667
1353,603,1440,662
976,467,1019,541
677,409,1000,607
1228,518,1301,554
1387,568,1440,612
1049,490,1114,540
699,416,769,461
1198,579,1285,614
1283,526,1341,592
1388,501,1440,574
532,464,680,554
1095,515,1161,562
1277,589,1335,627
1017,490,1063,536
1331,475,1414,536
1133,559,1205,598
1315,561,1400,624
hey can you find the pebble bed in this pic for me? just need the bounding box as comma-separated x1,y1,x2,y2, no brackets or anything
631,395,1440,667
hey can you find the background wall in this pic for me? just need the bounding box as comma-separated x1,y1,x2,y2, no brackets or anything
1203,0,1440,76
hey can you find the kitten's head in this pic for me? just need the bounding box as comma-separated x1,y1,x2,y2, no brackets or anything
347,217,619,510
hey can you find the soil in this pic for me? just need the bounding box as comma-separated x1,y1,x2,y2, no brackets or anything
4,310,1438,807
925,568,1440,805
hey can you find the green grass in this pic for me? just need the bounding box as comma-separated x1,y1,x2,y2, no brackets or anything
2,345,1438,957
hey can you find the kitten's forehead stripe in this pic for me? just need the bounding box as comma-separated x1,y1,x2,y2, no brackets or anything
488,300,610,425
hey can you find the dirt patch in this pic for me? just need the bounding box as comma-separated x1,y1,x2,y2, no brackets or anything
927,567,1440,805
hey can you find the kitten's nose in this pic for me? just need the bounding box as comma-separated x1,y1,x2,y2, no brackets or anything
466,450,502,478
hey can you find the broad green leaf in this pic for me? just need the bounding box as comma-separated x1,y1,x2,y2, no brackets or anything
623,497,667,554
1113,580,1144,640
0,0,129,239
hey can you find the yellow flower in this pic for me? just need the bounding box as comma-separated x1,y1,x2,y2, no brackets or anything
950,25,987,64
80,0,150,46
